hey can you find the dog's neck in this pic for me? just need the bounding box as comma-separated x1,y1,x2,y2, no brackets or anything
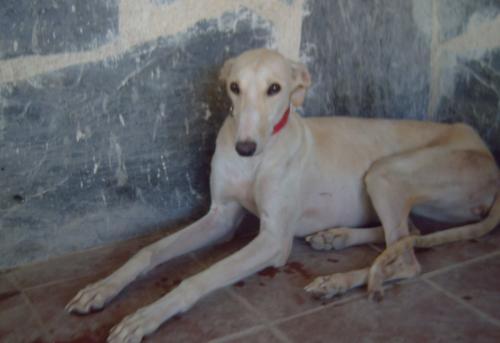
272,107,290,135
264,109,305,162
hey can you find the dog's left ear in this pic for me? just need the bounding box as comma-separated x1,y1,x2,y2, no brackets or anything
289,61,311,107
219,58,235,82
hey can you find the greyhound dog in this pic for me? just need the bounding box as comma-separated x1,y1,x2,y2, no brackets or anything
66,49,500,343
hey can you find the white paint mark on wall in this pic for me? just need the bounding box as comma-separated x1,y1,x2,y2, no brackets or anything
110,133,128,187
186,172,203,199
101,190,107,206
93,156,100,174
429,14,500,115
153,102,166,141
160,154,169,180
76,123,92,142
76,122,85,142
200,103,212,121
204,108,212,121
136,187,146,203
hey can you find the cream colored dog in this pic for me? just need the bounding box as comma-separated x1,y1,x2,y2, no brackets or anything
66,49,500,343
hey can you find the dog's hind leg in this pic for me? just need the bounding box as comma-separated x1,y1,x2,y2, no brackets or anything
306,147,498,299
365,148,498,298
66,202,243,314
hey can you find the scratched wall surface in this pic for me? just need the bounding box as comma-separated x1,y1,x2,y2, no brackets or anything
300,0,432,119
433,1,500,154
300,0,500,156
0,3,278,268
0,0,119,59
1,0,500,268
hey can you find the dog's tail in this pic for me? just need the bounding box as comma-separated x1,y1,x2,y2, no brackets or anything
413,192,500,248
374,189,500,263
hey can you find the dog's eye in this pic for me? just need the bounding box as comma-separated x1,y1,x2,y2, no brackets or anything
229,82,240,95
267,83,281,96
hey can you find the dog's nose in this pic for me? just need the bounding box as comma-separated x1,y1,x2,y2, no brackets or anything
235,140,257,157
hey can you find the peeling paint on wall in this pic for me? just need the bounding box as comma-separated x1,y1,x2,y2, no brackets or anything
0,0,307,83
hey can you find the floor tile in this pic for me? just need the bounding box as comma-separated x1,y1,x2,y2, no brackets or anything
278,281,500,342
430,254,500,321
229,239,379,321
8,229,168,289
5,215,498,343
193,215,260,266
0,275,16,295
484,225,500,247
220,328,284,343
25,253,259,342
415,239,499,274
148,290,260,343
0,283,46,343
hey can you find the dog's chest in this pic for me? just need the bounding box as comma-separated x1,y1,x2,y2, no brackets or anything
220,160,259,215
228,179,258,214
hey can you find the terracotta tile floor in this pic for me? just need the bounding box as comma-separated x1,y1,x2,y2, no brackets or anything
1,218,500,343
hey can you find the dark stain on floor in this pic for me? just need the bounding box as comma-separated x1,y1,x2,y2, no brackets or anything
0,290,20,303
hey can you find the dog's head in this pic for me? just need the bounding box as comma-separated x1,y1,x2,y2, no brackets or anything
219,49,311,157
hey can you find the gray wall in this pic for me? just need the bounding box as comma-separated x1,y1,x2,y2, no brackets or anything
1,0,499,268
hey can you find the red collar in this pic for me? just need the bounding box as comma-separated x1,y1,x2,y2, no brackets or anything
272,107,290,135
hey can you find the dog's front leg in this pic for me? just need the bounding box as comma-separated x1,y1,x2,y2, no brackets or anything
107,225,292,343
66,202,242,314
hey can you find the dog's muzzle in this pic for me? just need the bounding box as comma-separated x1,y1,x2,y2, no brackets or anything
235,140,257,157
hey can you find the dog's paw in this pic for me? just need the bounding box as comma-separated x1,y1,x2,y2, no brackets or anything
304,274,350,299
305,228,350,250
65,279,120,314
108,308,160,343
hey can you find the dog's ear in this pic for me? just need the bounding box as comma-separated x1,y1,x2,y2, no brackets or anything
289,61,311,107
219,58,235,82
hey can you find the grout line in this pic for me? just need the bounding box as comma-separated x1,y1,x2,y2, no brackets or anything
225,288,293,343
422,250,500,279
0,229,171,273
208,325,267,343
12,276,55,343
5,273,54,342
268,325,294,343
15,267,113,292
22,292,54,341
271,292,366,326
202,244,500,342
423,278,500,328
211,289,368,343
190,252,294,342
